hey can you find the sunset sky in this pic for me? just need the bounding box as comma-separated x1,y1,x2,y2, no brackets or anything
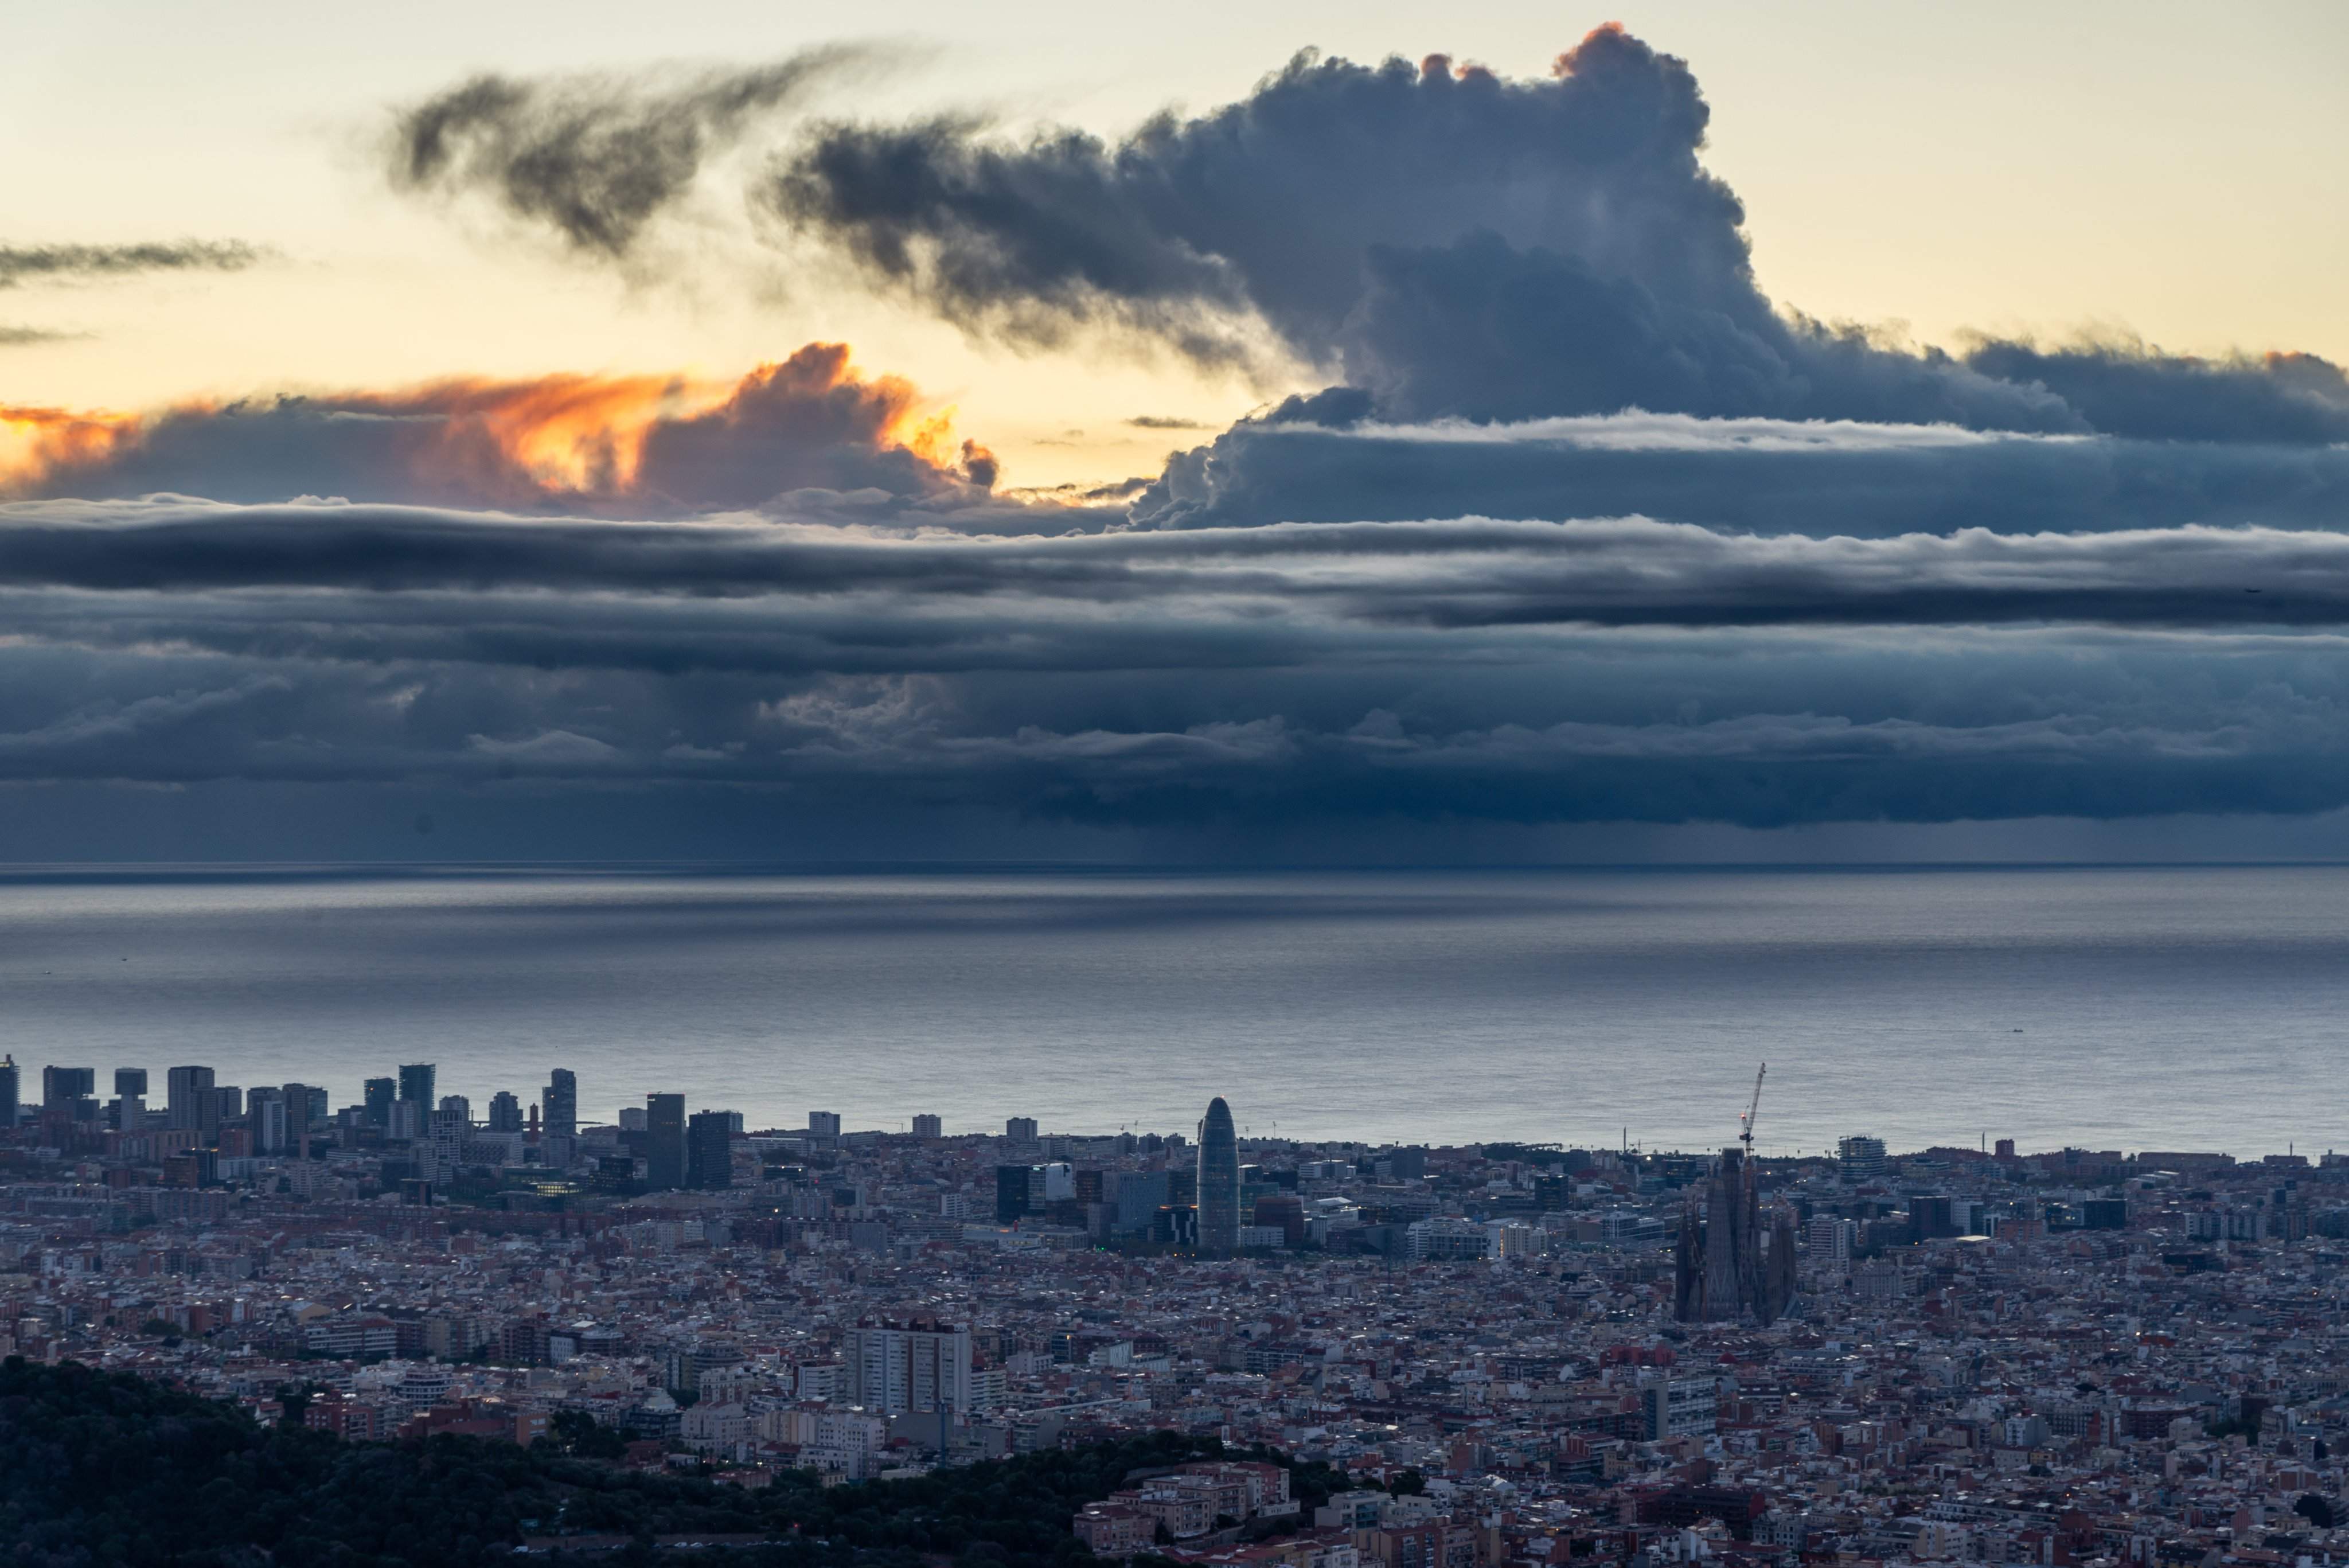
10,1,2345,487
4,2,2348,861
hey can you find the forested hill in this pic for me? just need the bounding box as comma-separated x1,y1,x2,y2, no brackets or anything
0,1358,1292,1568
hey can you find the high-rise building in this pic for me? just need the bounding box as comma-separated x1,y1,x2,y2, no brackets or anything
283,1083,326,1132
543,1069,576,1140
214,1086,243,1123
417,1105,466,1183
0,1056,17,1127
1196,1096,1240,1258
994,1164,1032,1224
42,1066,95,1110
438,1095,471,1128
1253,1193,1307,1247
842,1316,973,1415
645,1093,686,1189
487,1091,522,1134
114,1068,148,1099
1005,1116,1038,1142
363,1076,396,1129
397,1064,436,1110
166,1066,218,1141
911,1114,942,1140
687,1110,735,1189
1911,1193,1958,1242
1113,1169,1170,1234
993,1163,1075,1223
1837,1134,1887,1182
246,1087,288,1154
809,1110,842,1140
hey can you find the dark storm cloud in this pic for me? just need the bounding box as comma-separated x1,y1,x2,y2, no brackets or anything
383,26,2349,446
1130,412,2349,533
755,28,2349,444
1329,232,2077,430
766,30,1746,364
1960,338,2349,445
0,240,268,289
8,615,2349,841
21,408,2349,840
389,46,892,257
30,26,2349,853
20,500,2349,637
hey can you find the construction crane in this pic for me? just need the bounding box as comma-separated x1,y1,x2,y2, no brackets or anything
1739,1062,1767,1153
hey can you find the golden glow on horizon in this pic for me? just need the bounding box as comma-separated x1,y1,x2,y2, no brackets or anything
3,1,2340,492
0,404,149,492
366,372,714,494
0,348,983,501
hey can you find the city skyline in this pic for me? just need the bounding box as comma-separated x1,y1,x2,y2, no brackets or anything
0,1106,2335,1563
1,1019,2339,1558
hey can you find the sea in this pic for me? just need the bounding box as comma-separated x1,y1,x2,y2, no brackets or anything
2,864,2344,1159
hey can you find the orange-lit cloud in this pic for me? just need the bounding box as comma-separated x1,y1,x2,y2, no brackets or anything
336,372,714,495
1,403,147,487
2,343,993,512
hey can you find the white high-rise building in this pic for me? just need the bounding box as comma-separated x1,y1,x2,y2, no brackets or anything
1638,1371,1719,1441
246,1089,288,1154
841,1317,973,1415
1837,1135,1888,1182
1806,1215,1855,1266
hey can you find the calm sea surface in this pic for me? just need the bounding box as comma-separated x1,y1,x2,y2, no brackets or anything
2,865,2344,1158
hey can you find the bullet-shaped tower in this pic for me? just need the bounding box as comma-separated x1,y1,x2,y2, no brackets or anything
1196,1096,1240,1258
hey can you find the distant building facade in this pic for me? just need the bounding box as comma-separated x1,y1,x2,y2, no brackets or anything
645,1093,686,1189
543,1068,577,1140
842,1316,973,1415
686,1110,734,1189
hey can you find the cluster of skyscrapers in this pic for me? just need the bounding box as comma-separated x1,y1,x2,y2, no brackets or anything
989,1094,1245,1257
0,1055,334,1157
1,1052,1259,1223
0,1052,765,1196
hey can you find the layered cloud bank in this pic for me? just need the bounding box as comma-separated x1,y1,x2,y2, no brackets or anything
4,27,2347,859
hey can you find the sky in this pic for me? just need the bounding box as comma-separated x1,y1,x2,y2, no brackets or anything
2,2,2347,862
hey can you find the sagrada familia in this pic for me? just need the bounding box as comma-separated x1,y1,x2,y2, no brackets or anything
1673,1145,1800,1324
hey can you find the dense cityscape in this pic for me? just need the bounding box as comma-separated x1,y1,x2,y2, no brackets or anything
0,1052,2345,1566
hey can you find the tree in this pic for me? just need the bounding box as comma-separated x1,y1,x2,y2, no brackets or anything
547,1408,629,1460
275,1380,326,1423
0,1357,1225,1568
